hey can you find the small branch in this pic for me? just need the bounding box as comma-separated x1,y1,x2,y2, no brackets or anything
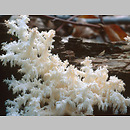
99,15,105,24
56,15,79,32
98,15,108,42
123,62,130,69
42,15,101,29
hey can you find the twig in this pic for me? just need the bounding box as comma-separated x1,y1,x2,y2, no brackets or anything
99,15,105,24
98,15,108,42
41,15,101,29
56,15,79,32
123,62,130,69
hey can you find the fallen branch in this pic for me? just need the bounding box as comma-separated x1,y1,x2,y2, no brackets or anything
56,15,79,32
49,15,130,24
41,15,101,29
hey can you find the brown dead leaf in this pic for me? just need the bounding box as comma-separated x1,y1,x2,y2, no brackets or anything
109,24,127,40
102,24,127,42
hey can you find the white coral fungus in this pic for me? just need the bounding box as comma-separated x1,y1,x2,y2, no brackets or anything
0,15,130,116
